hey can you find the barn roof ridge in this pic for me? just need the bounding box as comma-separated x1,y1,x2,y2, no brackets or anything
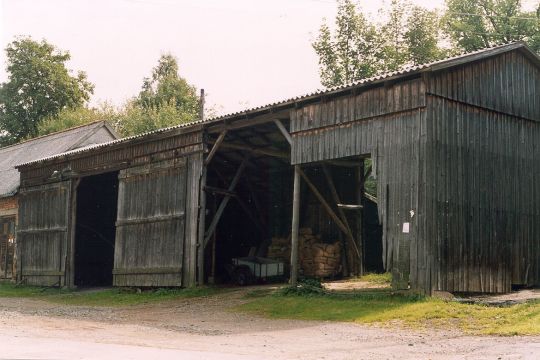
0,121,110,152
17,41,537,168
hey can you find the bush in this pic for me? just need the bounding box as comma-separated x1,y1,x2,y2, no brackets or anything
279,277,326,296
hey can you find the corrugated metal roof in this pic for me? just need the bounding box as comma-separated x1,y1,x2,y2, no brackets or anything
0,122,116,197
18,42,538,168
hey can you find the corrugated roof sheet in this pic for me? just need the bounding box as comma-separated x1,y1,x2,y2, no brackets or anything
0,122,114,197
18,42,538,168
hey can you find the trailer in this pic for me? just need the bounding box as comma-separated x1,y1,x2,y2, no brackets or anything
227,257,285,285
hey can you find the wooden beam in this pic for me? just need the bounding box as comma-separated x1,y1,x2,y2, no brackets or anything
321,165,362,271
204,186,237,198
203,158,248,247
321,165,352,276
364,191,378,204
297,168,350,241
290,166,301,287
235,196,266,235
218,142,289,159
337,204,364,210
205,130,227,165
273,119,292,145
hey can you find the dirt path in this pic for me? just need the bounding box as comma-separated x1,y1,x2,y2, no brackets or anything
0,289,538,359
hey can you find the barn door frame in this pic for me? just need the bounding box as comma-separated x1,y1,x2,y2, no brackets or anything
17,179,74,287
113,158,188,287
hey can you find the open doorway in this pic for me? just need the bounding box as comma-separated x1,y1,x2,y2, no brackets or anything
74,172,119,287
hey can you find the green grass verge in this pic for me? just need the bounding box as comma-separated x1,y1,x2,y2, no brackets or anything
353,272,392,285
0,282,226,307
238,290,540,336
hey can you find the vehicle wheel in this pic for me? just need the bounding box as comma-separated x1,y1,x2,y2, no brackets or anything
233,265,254,286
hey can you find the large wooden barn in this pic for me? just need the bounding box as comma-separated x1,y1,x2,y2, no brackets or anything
14,43,539,294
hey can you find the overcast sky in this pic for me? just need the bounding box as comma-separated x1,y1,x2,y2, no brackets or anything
0,0,537,115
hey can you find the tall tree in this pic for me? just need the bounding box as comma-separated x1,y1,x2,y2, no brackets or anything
313,0,448,88
137,54,199,116
312,0,381,87
115,54,200,137
378,0,411,71
444,0,540,53
0,37,94,145
405,7,448,64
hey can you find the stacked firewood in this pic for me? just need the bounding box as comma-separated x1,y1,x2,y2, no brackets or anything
267,228,341,278
267,236,291,263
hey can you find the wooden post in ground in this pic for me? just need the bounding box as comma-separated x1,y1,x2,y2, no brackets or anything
197,166,207,285
197,88,206,286
356,162,365,276
290,165,301,287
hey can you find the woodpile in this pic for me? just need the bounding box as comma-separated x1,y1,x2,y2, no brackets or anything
267,228,341,278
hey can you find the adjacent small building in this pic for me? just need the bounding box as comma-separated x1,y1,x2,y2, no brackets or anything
0,122,118,279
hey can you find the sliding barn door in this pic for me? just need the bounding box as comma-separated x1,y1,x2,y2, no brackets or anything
17,181,72,286
113,159,187,287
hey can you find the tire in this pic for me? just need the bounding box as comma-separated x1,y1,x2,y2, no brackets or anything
233,265,254,286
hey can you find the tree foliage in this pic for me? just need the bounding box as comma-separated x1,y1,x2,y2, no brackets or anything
313,0,538,89
137,54,199,116
28,53,201,140
405,6,448,65
0,37,94,145
114,54,200,137
444,0,540,53
313,0,448,87
312,0,381,87
114,100,196,137
36,103,118,137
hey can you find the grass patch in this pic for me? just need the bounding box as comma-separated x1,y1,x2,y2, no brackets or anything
0,282,226,307
238,289,540,336
356,272,392,285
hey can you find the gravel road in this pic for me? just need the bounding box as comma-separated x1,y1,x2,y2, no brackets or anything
0,289,538,360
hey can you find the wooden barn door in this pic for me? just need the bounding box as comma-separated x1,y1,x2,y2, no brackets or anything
17,181,72,286
113,158,187,287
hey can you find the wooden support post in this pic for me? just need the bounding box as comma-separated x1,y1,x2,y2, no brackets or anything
203,158,248,247
67,178,80,288
196,90,206,286
197,166,207,285
209,196,217,284
290,165,301,287
357,162,365,276
199,89,205,121
273,119,292,145
205,130,227,166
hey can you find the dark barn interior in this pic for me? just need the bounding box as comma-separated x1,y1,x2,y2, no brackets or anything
74,172,119,287
203,118,384,283
204,120,293,283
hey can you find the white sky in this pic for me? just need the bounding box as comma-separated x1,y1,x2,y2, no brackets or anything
0,0,537,115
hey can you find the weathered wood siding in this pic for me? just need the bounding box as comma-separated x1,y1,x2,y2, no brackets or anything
113,159,187,286
423,51,540,293
423,96,540,293
17,127,205,288
428,50,539,122
291,78,427,289
17,181,71,286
